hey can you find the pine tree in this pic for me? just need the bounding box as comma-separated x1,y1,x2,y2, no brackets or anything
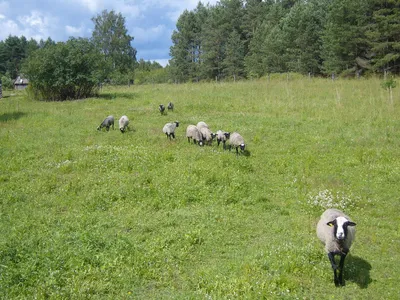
367,0,400,74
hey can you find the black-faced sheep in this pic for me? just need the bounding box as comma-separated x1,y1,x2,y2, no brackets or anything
167,102,174,111
216,130,230,149
163,121,179,139
228,132,245,155
186,125,204,146
119,115,129,133
97,115,114,131
159,104,166,115
316,208,356,286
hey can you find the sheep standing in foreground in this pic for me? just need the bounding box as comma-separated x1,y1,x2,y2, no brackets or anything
316,208,356,286
163,121,179,140
167,102,174,111
228,132,246,155
186,125,204,146
159,104,166,115
97,115,114,131
216,130,230,149
119,115,129,133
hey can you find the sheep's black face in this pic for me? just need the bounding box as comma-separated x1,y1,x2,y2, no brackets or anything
240,143,245,151
327,217,356,240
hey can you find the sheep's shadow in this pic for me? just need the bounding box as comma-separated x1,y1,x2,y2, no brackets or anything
345,255,372,288
0,112,26,122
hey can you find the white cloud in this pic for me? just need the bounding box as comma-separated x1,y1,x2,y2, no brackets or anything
132,25,167,44
0,19,20,40
114,2,141,18
65,25,85,37
16,10,57,40
154,58,169,67
80,0,103,13
0,14,5,20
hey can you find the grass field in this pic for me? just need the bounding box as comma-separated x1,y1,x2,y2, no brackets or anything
0,78,399,299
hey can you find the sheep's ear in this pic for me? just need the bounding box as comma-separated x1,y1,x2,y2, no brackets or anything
347,222,356,227
327,221,335,227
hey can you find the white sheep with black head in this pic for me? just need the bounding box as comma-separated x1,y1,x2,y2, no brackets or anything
316,208,356,287
167,102,174,111
228,132,246,155
215,130,230,149
163,121,179,140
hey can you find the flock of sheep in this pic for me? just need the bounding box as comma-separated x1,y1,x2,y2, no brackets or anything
97,103,358,287
97,102,247,155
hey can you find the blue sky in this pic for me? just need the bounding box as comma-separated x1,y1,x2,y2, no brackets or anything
0,0,217,67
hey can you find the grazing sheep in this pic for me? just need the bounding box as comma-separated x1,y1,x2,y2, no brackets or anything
199,127,215,145
196,121,209,130
228,132,246,155
119,115,129,133
216,130,230,149
186,125,204,146
167,102,174,111
316,208,356,286
163,121,179,140
97,115,114,131
159,104,166,115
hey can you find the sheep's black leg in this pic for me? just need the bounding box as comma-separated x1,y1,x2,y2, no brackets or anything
328,252,339,286
171,133,175,139
338,253,347,286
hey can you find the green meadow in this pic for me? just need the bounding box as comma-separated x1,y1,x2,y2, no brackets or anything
0,78,399,299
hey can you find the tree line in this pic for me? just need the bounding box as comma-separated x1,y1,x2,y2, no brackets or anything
169,0,400,82
1,1,399,100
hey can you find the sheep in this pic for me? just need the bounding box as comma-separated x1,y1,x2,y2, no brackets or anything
316,208,356,286
186,125,204,146
159,104,166,115
228,132,246,155
215,130,230,149
97,115,114,131
119,115,129,133
196,121,209,130
167,102,174,111
163,121,179,140
199,126,215,145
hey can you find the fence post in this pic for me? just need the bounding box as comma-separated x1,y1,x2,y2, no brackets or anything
0,81,2,99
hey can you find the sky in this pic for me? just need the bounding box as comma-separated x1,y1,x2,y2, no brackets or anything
0,0,218,67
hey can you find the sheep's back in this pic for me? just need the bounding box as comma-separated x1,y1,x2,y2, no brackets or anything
229,132,244,146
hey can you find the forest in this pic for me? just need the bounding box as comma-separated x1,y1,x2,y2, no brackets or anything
169,0,400,82
0,0,399,98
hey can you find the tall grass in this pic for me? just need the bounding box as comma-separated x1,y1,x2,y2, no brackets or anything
0,77,399,299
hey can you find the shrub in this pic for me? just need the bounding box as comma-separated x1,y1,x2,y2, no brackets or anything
22,38,103,101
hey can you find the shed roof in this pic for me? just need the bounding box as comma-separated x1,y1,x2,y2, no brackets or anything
14,76,29,85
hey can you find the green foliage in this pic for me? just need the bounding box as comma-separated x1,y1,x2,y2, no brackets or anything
366,0,400,73
91,10,137,76
22,38,102,101
0,78,399,298
1,74,14,90
0,36,39,79
381,77,397,89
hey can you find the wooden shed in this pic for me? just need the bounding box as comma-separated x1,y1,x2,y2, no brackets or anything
14,76,29,90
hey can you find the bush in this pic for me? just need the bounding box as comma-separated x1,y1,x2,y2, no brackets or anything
1,75,14,90
22,38,103,101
